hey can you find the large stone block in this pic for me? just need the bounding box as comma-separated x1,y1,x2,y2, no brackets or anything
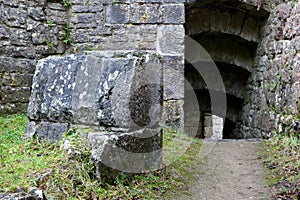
27,51,162,128
106,4,129,24
162,55,184,100
130,3,161,24
26,51,163,179
88,126,162,180
160,4,185,24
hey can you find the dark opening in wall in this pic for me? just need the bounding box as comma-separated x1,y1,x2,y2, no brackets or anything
184,0,269,139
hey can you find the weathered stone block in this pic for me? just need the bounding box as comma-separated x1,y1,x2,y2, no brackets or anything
160,4,185,24
157,25,184,55
130,3,161,24
210,10,220,32
11,47,36,59
45,8,68,25
241,17,258,41
24,121,69,142
0,25,9,39
0,87,30,103
28,7,44,21
219,12,231,32
0,187,46,200
97,53,162,128
88,126,162,180
106,4,129,24
163,100,184,130
229,12,244,35
10,28,30,46
162,56,184,100
27,51,162,128
72,13,95,23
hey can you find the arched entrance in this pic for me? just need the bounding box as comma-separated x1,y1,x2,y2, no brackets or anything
184,0,270,139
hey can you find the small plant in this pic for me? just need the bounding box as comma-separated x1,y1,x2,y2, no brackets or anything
46,20,54,26
44,40,53,47
268,81,278,92
63,22,72,45
61,0,71,7
291,0,296,8
292,49,297,56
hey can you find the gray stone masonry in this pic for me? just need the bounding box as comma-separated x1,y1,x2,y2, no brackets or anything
0,0,299,140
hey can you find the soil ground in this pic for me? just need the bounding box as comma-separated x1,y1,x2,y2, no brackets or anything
172,140,271,200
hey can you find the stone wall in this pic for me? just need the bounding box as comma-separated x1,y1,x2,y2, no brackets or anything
0,0,185,131
1,0,300,138
67,0,186,129
253,1,300,136
0,0,69,113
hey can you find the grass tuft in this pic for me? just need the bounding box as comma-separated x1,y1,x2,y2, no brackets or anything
0,114,202,199
261,133,300,199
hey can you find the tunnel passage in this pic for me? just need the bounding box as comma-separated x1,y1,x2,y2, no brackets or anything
184,0,269,139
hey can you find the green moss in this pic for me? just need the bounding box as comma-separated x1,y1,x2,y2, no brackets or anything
84,46,94,51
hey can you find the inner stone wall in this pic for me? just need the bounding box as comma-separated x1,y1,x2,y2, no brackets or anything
185,0,270,139
184,0,300,138
253,1,300,137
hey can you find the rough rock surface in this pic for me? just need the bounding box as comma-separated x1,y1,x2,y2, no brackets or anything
2,0,300,139
27,51,162,129
88,127,162,181
24,121,69,143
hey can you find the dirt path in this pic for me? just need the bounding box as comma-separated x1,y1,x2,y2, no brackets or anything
173,140,271,200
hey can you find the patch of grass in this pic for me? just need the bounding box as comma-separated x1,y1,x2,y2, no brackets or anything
0,115,202,199
0,114,64,192
261,133,300,199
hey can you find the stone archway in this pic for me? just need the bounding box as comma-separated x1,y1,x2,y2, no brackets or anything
184,0,270,139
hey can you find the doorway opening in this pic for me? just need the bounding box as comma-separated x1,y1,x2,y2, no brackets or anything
184,0,269,139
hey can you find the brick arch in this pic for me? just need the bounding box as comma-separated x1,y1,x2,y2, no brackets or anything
184,0,270,139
